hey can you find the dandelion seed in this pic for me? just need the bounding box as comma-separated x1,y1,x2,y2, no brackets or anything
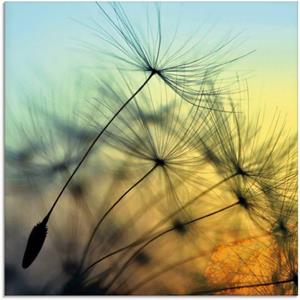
87,2,251,105
197,94,297,195
75,84,218,277
22,219,48,269
87,81,212,210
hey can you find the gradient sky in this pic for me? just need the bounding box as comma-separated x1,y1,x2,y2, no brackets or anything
4,4,298,293
5,2,297,127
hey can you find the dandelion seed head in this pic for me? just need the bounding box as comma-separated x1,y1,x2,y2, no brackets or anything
87,81,211,193
84,2,249,106
200,94,297,198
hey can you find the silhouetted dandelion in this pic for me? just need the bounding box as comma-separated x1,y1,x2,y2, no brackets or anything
86,2,251,105
74,93,296,291
196,95,297,193
21,2,249,269
5,2,297,296
77,83,215,270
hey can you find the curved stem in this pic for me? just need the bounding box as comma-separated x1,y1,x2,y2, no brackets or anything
193,278,295,295
90,167,199,257
127,254,205,294
106,201,239,293
78,163,158,269
81,172,239,276
43,72,155,223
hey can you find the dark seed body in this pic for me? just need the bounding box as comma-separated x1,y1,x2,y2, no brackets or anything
22,221,48,269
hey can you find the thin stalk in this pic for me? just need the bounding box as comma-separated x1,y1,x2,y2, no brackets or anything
81,172,239,275
193,278,295,295
78,163,158,269
43,72,155,224
105,201,239,293
85,168,199,261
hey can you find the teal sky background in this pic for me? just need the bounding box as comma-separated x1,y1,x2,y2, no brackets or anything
5,2,298,126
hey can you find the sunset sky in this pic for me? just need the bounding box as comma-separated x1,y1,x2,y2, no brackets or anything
5,2,297,295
